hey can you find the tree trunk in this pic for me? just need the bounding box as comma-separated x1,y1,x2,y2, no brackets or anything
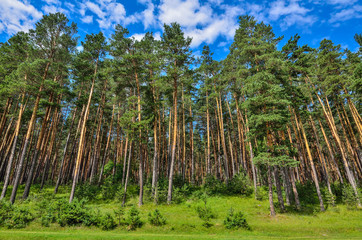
122,141,133,207
273,167,285,212
69,57,98,203
1,95,27,200
268,166,276,216
167,77,178,204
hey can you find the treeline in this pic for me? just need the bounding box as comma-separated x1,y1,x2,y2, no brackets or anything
0,13,361,215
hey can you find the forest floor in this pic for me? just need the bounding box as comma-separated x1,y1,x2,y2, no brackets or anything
0,185,361,239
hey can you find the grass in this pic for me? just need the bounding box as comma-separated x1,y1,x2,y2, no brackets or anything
0,185,361,239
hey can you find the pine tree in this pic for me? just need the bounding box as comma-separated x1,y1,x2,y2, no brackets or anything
161,23,192,203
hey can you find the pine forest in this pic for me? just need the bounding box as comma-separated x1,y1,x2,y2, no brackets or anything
0,12,361,239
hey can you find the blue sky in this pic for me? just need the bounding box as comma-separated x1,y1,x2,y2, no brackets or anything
0,0,361,60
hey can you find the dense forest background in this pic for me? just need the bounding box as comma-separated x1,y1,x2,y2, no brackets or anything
0,12,361,216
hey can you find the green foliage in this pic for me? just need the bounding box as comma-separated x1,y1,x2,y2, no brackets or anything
75,182,99,200
100,176,118,200
203,175,226,195
113,206,125,225
152,177,192,204
41,212,52,227
224,208,250,230
0,201,14,226
226,173,254,196
0,201,34,229
148,209,166,226
4,207,34,229
56,198,97,227
195,194,216,228
255,186,269,201
125,206,143,230
323,188,336,207
98,213,117,230
342,185,360,210
203,173,253,196
297,181,320,205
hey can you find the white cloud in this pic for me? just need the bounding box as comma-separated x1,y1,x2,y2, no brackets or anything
269,0,309,21
327,0,357,5
84,1,106,18
329,5,362,23
79,0,137,30
140,1,157,28
0,0,43,34
185,5,242,47
64,2,75,11
157,0,242,47
131,33,145,41
81,15,93,24
131,31,161,41
242,0,317,31
154,32,161,41
42,0,69,15
281,13,317,29
268,0,316,29
158,0,213,28
43,0,60,4
76,45,84,51
246,3,268,23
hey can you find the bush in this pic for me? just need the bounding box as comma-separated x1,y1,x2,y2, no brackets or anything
0,201,34,229
75,182,99,201
98,213,117,230
224,208,250,230
57,198,97,227
323,188,336,207
172,185,189,204
203,175,226,195
115,186,127,203
255,186,268,201
100,176,118,200
114,206,125,225
0,201,14,226
342,185,360,209
41,213,53,227
226,172,253,196
5,207,34,229
195,194,216,228
125,206,143,230
148,209,166,226
297,181,319,205
203,173,253,197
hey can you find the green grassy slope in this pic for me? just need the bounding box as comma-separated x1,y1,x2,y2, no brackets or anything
0,185,361,240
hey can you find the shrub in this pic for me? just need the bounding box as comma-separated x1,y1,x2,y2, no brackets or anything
224,208,250,230
203,174,225,195
100,176,118,200
125,206,143,230
296,181,319,205
0,201,34,229
114,206,125,225
0,201,14,226
41,213,53,227
342,185,359,209
323,188,336,207
195,194,216,228
115,186,127,203
5,207,34,229
226,172,253,196
57,198,97,227
75,182,99,201
255,186,268,201
172,185,189,204
98,213,117,230
148,209,166,226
